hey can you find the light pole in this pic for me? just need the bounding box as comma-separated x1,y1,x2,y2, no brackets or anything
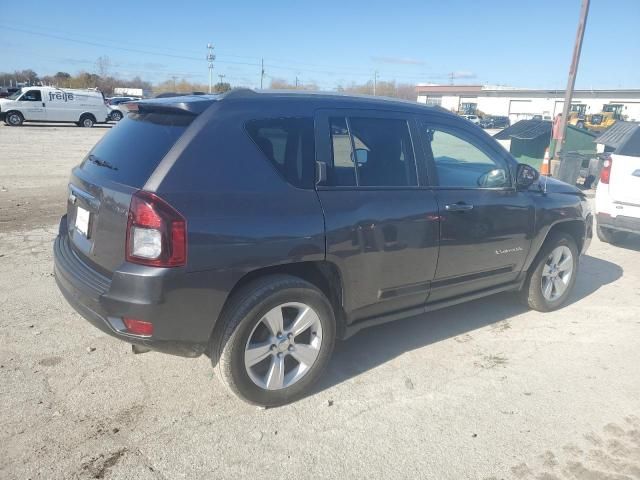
551,0,590,167
207,43,216,94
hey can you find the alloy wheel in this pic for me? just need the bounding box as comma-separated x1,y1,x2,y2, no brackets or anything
244,302,323,390
541,245,573,301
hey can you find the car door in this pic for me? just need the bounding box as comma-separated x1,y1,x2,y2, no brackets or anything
315,109,439,323
417,116,535,303
18,89,46,121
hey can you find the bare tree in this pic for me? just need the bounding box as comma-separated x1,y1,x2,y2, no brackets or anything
95,56,111,77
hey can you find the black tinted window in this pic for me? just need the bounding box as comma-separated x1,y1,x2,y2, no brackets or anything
245,118,315,188
80,113,192,187
328,116,417,187
22,90,41,101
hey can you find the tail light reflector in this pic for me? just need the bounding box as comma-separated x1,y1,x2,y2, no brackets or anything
600,157,612,184
123,318,154,336
126,191,186,267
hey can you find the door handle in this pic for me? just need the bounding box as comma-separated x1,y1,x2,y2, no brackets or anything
445,202,474,212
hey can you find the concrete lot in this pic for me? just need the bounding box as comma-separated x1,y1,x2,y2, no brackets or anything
1,123,639,480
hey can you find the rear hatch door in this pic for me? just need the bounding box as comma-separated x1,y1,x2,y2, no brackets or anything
609,153,640,207
66,108,198,274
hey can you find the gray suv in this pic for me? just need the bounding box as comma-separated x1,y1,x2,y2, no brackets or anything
54,90,592,406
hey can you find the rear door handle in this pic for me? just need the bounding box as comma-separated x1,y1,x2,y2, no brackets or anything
445,202,474,212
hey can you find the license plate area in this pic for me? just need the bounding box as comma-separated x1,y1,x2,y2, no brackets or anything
75,206,91,237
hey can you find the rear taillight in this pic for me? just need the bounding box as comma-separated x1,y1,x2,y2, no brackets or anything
600,157,612,184
126,191,186,267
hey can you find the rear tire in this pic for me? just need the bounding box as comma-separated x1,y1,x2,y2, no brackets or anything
521,232,578,312
5,111,24,126
79,114,95,128
596,224,628,244
211,274,336,406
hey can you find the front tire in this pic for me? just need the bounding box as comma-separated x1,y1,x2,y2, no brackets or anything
110,110,123,122
211,275,336,406
596,224,628,244
5,111,24,126
521,232,578,312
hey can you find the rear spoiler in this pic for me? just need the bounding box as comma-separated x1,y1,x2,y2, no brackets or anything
130,89,258,116
130,95,219,116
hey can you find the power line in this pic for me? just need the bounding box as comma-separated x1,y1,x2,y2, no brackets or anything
0,23,453,87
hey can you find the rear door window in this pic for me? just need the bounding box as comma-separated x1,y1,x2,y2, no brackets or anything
327,116,418,187
245,118,315,188
79,112,193,187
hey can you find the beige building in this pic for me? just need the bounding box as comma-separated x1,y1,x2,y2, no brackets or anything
416,85,640,124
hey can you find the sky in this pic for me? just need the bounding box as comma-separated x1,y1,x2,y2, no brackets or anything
1,0,639,90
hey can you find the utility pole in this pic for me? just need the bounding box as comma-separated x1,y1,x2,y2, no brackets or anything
552,0,590,166
171,75,177,91
260,58,265,89
218,74,226,84
295,76,299,89
373,71,378,96
207,43,216,94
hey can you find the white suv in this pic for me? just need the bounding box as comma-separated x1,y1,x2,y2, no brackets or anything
595,151,640,243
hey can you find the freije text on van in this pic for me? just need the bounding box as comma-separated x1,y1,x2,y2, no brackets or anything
48,91,75,102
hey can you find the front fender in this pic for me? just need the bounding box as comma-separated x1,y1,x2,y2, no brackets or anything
523,192,590,271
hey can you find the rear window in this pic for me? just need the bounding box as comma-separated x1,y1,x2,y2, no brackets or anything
245,118,315,188
80,112,193,187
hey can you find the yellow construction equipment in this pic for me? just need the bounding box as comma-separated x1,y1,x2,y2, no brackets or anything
567,103,588,128
581,104,626,132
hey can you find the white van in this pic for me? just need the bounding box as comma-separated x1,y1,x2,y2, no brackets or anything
0,87,110,127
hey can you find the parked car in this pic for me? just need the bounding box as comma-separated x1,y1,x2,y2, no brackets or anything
595,145,640,243
479,116,510,129
460,114,480,124
54,90,592,406
106,97,137,121
0,87,110,127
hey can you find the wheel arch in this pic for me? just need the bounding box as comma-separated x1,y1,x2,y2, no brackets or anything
546,219,587,252
4,110,24,124
79,112,97,122
209,260,347,350
525,219,587,272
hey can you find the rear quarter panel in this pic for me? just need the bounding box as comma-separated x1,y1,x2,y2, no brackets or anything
149,101,326,324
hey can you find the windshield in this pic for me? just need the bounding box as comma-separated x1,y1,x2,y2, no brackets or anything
7,90,22,100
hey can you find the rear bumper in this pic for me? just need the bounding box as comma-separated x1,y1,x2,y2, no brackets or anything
597,213,640,234
53,216,217,357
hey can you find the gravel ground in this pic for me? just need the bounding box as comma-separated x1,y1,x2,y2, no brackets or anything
1,123,640,480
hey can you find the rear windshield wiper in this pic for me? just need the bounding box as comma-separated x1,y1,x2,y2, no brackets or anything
87,154,118,171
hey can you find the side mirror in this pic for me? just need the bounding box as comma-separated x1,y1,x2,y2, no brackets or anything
516,163,539,189
477,168,507,188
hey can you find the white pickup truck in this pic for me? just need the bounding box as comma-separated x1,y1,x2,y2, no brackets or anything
595,131,640,243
